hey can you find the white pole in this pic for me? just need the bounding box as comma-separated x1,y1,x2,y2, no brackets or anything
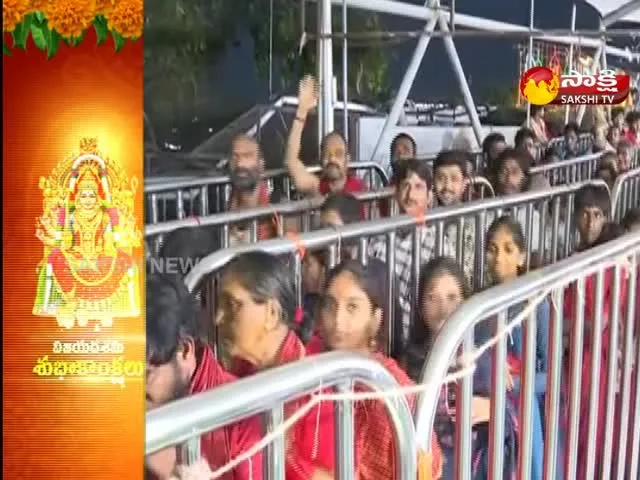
526,0,535,128
342,0,349,142
316,1,325,150
576,45,603,126
268,0,274,98
319,0,334,137
599,19,610,124
368,14,439,163
438,14,483,149
564,3,577,125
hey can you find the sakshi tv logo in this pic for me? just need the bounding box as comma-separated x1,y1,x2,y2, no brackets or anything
519,66,631,106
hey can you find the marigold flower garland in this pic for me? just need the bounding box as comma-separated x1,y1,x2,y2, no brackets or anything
3,0,142,58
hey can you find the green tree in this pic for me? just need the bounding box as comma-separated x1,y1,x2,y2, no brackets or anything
144,0,392,130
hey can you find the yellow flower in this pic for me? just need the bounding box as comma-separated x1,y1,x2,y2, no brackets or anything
3,0,29,32
44,0,96,39
106,0,142,39
26,0,49,13
96,0,115,17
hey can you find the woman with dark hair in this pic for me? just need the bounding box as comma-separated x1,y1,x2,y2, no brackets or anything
155,226,218,279
483,216,550,480
406,257,471,379
151,226,220,343
495,148,533,196
407,257,518,480
482,132,506,180
492,152,545,257
317,260,444,480
217,251,335,480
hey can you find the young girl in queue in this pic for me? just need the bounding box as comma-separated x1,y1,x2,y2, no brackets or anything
316,260,444,480
481,216,551,480
216,251,336,480
405,257,518,479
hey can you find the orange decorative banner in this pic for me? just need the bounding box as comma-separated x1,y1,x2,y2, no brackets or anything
2,26,144,479
3,0,143,57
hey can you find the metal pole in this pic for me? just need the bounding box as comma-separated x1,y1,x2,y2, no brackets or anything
317,0,325,149
269,0,274,98
342,0,349,142
599,19,611,124
309,28,640,40
368,13,439,163
319,0,335,137
564,3,577,125
438,14,483,149
576,45,603,126
526,0,535,128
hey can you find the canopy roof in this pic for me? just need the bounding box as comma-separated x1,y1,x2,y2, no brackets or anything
584,0,640,25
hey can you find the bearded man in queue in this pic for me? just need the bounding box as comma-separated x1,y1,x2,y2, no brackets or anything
284,75,366,197
227,134,276,245
145,273,262,480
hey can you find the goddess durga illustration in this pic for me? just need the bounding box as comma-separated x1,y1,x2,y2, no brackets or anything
33,139,141,329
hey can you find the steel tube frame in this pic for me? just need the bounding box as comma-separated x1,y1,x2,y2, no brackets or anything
318,0,334,138
321,0,638,60
414,233,640,451
146,352,417,480
438,14,482,148
565,3,577,125
526,0,535,128
602,0,640,27
342,0,349,142
292,28,640,40
368,10,439,163
184,179,610,292
576,44,603,127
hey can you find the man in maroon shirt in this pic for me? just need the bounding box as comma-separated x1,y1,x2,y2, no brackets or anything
145,273,262,480
284,75,366,197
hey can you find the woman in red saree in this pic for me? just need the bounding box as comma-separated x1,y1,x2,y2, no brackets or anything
317,260,443,480
218,251,336,480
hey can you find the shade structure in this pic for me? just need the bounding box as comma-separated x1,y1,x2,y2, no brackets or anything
584,0,640,25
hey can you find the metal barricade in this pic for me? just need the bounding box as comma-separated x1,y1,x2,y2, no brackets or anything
470,176,495,200
415,233,640,480
144,162,390,224
532,133,593,166
612,167,640,222
185,181,609,353
145,189,394,254
548,133,593,153
145,176,495,254
146,352,417,480
530,152,602,186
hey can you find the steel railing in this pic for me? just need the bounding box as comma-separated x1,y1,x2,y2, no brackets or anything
146,352,417,480
145,162,390,224
415,233,640,480
184,181,611,354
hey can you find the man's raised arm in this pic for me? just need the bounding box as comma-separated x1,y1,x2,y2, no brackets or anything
285,75,321,196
